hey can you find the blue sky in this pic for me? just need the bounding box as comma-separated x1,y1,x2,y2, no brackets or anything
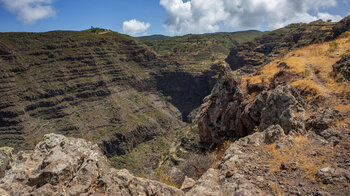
0,0,349,36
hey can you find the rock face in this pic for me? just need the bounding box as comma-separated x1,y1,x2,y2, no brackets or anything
260,85,306,134
0,134,183,196
331,54,350,81
198,67,306,145
197,65,243,144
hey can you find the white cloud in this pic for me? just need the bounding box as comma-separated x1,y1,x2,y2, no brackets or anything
0,0,56,24
160,0,342,35
317,12,343,22
122,19,151,36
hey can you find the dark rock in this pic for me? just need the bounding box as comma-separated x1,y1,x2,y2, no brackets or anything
319,129,342,140
316,167,350,185
306,108,342,133
197,68,243,144
332,15,350,39
260,85,306,134
330,54,350,81
264,125,285,144
280,162,298,171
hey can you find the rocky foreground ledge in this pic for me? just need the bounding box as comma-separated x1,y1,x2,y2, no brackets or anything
1,128,350,195
0,134,183,196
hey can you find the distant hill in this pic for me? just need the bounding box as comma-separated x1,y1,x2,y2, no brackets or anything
138,30,265,73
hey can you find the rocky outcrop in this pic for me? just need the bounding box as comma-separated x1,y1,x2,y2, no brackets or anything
197,65,244,144
189,123,350,196
198,67,306,145
0,134,183,195
331,54,350,81
260,85,306,134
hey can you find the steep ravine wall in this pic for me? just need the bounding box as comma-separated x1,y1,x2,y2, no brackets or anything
155,70,217,122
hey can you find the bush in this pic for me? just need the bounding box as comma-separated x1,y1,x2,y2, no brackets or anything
181,153,216,179
328,42,339,52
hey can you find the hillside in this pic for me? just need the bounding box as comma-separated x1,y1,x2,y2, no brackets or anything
0,28,264,175
0,29,189,174
226,16,350,73
193,30,350,195
139,30,264,73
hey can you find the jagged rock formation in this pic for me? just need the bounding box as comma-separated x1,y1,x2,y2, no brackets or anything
0,134,183,195
198,66,306,145
259,85,306,134
226,18,349,73
197,65,244,144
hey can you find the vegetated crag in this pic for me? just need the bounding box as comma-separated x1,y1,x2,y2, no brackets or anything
226,17,350,73
198,65,306,146
0,134,184,196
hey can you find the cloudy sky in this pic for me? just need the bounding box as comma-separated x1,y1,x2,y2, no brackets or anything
0,0,349,36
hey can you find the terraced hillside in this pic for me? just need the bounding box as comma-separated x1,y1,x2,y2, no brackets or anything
139,30,264,73
0,29,264,174
0,30,183,158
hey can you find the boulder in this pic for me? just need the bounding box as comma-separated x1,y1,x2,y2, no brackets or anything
306,108,342,133
180,176,195,191
260,85,306,134
264,125,285,144
275,135,295,149
0,134,183,196
316,167,350,184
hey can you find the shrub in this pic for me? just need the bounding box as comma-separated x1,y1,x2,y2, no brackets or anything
181,153,216,179
328,42,339,52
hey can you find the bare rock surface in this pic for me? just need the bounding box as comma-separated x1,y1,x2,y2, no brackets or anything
189,126,350,196
0,134,184,196
260,85,306,134
180,176,195,191
198,67,306,146
197,65,243,144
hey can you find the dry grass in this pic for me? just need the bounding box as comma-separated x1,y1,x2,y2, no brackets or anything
266,136,332,181
290,79,326,101
245,31,350,106
270,183,283,196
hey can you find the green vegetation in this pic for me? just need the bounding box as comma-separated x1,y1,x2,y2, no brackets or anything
138,30,264,72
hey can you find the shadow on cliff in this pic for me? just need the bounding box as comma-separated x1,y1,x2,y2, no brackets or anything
154,70,217,122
